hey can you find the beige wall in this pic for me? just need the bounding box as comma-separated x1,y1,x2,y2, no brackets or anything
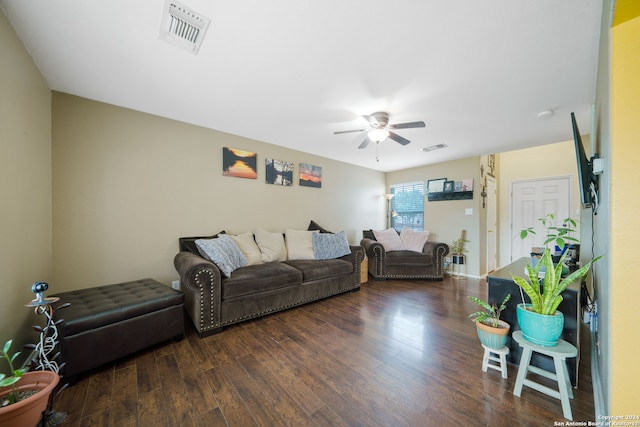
497,140,582,269
387,156,482,277
51,93,386,291
0,10,52,348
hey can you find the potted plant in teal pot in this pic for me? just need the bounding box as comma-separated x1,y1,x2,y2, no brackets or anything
468,294,511,349
511,214,602,347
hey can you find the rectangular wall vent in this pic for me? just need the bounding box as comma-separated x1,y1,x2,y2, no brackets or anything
421,143,448,152
159,0,210,54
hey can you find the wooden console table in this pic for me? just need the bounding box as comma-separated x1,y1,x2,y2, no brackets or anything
487,257,582,386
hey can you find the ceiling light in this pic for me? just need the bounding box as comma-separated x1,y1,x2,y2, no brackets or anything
368,129,389,143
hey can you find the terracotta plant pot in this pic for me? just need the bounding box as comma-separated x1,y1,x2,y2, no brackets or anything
0,370,59,427
475,319,510,349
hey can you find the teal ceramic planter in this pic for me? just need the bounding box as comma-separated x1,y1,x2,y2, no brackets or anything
476,320,510,349
516,303,564,347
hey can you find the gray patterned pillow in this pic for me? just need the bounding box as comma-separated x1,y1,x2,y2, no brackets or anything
195,234,247,277
312,231,351,260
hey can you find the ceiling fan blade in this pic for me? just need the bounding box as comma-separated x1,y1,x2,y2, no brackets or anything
389,121,426,130
388,131,411,146
363,114,380,127
358,136,371,149
334,128,366,135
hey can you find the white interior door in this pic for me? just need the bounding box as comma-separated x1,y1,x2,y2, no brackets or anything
486,176,497,273
511,176,572,261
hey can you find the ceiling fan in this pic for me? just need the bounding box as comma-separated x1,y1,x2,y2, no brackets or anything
334,112,425,149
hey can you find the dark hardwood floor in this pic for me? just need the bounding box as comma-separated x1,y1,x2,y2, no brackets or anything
53,275,595,426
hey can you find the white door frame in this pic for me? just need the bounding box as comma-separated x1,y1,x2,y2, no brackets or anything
486,176,497,273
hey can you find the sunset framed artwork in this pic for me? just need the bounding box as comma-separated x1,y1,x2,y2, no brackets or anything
223,147,257,179
299,163,322,188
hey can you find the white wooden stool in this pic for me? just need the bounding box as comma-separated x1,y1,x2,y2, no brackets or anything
512,330,578,420
481,345,509,378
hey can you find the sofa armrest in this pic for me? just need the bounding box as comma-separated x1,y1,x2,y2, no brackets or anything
174,251,222,334
339,245,365,265
422,241,450,271
360,238,386,277
360,238,384,257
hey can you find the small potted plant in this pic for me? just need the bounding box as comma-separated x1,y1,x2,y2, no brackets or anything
512,217,601,346
451,236,469,265
467,294,511,349
0,340,59,427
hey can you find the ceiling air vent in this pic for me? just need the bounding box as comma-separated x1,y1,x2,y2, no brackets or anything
159,0,210,54
421,144,448,152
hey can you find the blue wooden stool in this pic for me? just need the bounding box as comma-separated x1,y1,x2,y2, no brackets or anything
512,330,578,420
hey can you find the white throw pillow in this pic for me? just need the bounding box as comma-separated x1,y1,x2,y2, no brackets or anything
231,231,262,266
372,228,404,251
254,229,287,262
400,227,430,252
285,229,318,260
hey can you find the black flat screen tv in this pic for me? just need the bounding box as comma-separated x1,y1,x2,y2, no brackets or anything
571,112,597,209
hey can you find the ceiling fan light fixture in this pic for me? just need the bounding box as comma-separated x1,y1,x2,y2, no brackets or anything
368,129,389,143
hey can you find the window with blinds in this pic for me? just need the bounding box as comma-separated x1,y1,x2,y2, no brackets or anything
390,182,425,231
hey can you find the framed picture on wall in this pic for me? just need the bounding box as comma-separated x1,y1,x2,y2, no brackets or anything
427,178,446,193
265,158,293,186
443,180,454,192
299,163,322,188
222,147,257,179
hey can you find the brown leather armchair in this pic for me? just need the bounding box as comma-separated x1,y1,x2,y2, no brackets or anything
361,230,449,280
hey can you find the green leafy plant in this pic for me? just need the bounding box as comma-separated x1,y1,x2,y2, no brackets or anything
519,213,579,252
451,238,470,256
0,339,28,406
511,249,601,315
467,294,511,327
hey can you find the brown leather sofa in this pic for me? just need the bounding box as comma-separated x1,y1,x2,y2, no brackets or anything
174,234,364,337
361,230,449,280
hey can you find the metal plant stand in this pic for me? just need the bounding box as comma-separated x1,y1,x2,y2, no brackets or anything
25,281,70,427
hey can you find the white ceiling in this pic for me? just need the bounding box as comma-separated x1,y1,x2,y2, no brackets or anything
1,0,603,172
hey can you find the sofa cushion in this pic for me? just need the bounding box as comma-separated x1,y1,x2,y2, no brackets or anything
231,231,262,266
312,231,351,260
399,227,431,252
221,262,302,299
372,228,404,251
285,258,353,282
385,250,433,266
285,229,318,260
196,235,247,277
255,228,288,262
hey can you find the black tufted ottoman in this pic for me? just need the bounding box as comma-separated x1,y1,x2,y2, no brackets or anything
52,278,184,380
